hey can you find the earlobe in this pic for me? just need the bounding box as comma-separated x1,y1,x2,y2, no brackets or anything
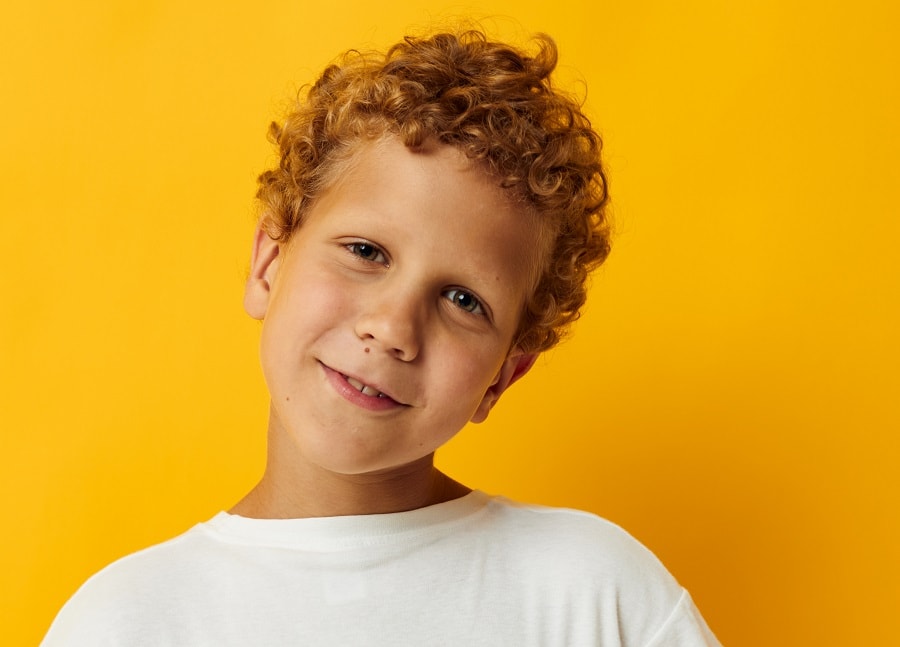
243,224,282,320
470,351,539,424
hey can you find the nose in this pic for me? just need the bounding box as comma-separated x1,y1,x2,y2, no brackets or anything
354,289,423,361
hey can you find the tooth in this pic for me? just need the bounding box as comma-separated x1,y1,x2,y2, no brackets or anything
345,375,385,398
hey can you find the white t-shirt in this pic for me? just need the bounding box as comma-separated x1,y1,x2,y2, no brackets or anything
43,492,721,646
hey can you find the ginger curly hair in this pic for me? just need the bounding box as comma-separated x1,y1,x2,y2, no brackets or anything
256,29,611,353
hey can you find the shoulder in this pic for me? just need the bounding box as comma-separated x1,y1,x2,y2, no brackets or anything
471,496,701,641
468,496,721,645
479,496,677,584
42,521,217,646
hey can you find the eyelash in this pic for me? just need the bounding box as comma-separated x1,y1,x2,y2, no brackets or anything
346,241,388,265
443,288,485,315
344,241,486,317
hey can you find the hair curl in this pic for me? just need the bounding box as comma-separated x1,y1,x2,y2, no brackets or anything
256,29,611,352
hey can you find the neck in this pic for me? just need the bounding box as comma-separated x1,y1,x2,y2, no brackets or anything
230,404,472,519
231,453,470,520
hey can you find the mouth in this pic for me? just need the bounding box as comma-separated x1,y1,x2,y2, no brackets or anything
343,375,390,399
319,361,408,409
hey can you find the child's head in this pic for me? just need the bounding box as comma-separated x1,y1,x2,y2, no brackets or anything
256,29,610,354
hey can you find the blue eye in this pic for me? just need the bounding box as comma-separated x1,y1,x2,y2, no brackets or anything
444,288,484,315
347,242,387,264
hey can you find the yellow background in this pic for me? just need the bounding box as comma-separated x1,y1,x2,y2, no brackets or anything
3,1,898,645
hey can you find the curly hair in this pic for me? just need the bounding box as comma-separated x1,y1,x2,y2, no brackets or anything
256,29,611,353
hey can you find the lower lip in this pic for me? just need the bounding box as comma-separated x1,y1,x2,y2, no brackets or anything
320,363,404,412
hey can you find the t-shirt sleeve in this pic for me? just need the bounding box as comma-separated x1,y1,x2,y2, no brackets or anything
644,589,722,647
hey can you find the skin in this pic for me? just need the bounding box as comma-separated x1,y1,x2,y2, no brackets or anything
232,136,541,519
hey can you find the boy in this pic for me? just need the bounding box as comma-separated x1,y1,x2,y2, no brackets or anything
43,30,721,646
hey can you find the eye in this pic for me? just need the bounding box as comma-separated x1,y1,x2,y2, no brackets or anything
443,288,484,315
346,242,388,265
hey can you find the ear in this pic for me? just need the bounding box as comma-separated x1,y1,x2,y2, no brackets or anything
243,224,282,320
470,350,539,424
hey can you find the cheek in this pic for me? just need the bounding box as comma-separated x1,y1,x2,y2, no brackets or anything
437,346,504,405
259,279,353,366
286,260,349,303
272,266,355,327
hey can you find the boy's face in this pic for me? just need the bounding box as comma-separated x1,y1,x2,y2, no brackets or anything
244,136,540,478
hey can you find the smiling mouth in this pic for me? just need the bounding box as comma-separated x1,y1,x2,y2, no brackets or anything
343,375,389,399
